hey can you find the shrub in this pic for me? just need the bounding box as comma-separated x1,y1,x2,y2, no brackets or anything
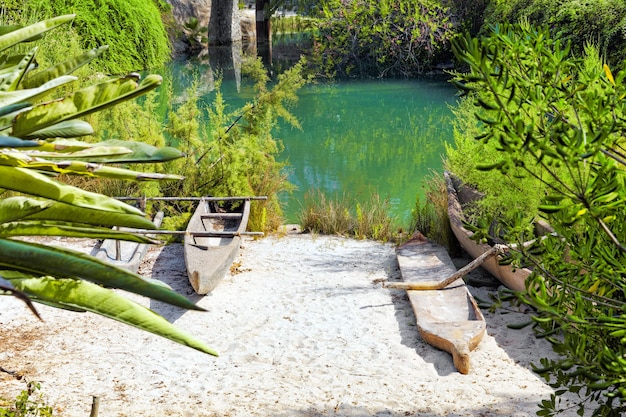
313,0,458,78
161,56,309,233
482,0,626,66
23,0,171,73
451,22,626,415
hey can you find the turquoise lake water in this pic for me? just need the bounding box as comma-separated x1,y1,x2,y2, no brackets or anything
166,61,458,225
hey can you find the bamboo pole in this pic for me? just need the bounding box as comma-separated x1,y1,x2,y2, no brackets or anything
121,229,265,237
89,396,100,417
384,246,499,290
114,196,268,202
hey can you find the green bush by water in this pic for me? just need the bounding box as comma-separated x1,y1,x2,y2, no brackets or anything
22,0,171,74
483,0,626,66
451,22,626,415
313,0,458,78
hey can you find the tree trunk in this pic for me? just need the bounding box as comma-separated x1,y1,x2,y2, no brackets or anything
255,0,271,44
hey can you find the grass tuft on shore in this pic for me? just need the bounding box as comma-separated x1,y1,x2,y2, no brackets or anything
298,189,399,242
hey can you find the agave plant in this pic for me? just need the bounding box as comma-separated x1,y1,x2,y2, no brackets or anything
0,15,217,356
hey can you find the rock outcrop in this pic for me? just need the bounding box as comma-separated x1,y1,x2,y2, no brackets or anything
166,0,246,55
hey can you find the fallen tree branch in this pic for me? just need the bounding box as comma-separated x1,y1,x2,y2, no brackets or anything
384,245,499,290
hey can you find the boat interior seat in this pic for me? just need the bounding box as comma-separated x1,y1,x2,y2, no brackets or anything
201,213,243,219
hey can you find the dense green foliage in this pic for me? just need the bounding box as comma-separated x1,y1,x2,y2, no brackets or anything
19,0,171,74
445,94,555,231
451,22,626,415
312,0,457,78
161,57,309,232
483,0,626,66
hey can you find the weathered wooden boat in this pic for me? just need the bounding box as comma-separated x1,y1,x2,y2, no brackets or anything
184,197,251,294
94,211,164,273
445,171,531,292
393,234,486,374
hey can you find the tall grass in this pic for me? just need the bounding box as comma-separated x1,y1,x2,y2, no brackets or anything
409,172,456,251
298,189,398,241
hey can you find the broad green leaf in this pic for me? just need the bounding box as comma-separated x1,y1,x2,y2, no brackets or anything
0,151,182,180
0,47,36,92
27,160,183,181
29,140,184,163
0,15,75,53
0,273,42,319
0,74,77,108
10,275,217,355
11,74,162,137
0,105,30,132
0,196,52,222
0,135,38,148
0,166,143,215
0,102,30,117
0,221,158,244
24,201,157,229
0,53,27,71
22,120,94,140
19,138,96,153
23,145,132,159
0,238,202,310
21,45,109,89
86,139,185,163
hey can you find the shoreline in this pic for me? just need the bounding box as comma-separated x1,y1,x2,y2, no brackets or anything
0,233,578,416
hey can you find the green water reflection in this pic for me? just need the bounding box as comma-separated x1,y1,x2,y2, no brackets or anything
164,61,457,225
277,79,457,224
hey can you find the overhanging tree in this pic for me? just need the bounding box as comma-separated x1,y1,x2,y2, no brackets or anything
452,22,626,416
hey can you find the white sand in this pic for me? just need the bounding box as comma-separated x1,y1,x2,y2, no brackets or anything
0,234,579,416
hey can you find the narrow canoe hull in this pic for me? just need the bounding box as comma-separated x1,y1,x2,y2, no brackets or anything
397,236,485,374
184,198,251,294
445,172,530,292
94,211,164,273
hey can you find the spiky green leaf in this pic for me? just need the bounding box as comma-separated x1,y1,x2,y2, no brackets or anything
0,221,158,243
21,45,109,89
0,15,75,54
0,166,143,215
11,74,162,137
10,275,217,355
0,238,201,310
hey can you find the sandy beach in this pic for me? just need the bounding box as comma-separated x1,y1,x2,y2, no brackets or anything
0,233,579,416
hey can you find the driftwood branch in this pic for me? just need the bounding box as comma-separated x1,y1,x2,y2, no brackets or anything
384,245,499,291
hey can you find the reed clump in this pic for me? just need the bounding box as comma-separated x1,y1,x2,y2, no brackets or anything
298,189,398,241
409,172,456,251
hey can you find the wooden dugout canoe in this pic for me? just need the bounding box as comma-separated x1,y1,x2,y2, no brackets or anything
445,171,531,292
94,211,164,273
184,197,251,294
395,235,486,374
